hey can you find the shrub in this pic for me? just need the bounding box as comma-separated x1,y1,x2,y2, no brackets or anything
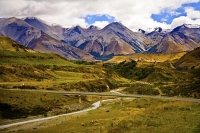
124,84,159,95
103,61,154,80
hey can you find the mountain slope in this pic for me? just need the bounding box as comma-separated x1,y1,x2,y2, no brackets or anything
24,17,64,40
174,47,200,69
0,36,80,65
0,17,94,60
27,31,94,60
0,36,31,52
63,22,155,57
1,17,200,60
148,24,200,53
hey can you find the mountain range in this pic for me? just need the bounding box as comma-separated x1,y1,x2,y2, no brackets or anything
0,17,200,60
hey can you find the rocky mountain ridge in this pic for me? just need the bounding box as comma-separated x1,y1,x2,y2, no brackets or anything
0,17,94,60
0,17,200,60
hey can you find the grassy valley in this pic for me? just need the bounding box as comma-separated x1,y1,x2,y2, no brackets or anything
5,98,200,133
1,36,200,132
0,37,124,125
104,49,200,98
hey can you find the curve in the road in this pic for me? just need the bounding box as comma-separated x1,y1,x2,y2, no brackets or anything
1,88,200,129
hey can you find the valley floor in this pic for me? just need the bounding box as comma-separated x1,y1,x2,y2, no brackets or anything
1,97,200,133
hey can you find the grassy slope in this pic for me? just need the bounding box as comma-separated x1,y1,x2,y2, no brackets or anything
0,36,30,52
0,51,78,66
103,54,200,98
107,52,186,63
0,36,125,89
0,36,127,123
0,36,76,66
11,98,200,133
1,36,200,132
0,89,91,125
131,61,199,98
174,47,200,69
105,54,192,97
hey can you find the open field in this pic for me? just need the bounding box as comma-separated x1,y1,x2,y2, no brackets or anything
2,98,199,133
0,89,94,125
0,51,78,66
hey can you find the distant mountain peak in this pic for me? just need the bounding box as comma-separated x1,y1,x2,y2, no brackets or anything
102,22,127,32
71,25,83,34
8,17,18,20
154,27,162,32
1,17,200,60
104,22,123,28
24,17,40,22
181,24,188,28
24,17,37,20
183,24,200,29
138,29,146,34
0,18,6,21
88,25,99,30
24,17,52,26
171,24,189,33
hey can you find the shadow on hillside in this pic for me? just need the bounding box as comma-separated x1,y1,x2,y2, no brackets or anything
193,122,200,133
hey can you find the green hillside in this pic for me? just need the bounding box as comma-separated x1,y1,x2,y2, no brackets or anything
1,36,199,98
0,36,200,127
0,51,77,66
107,52,187,63
0,36,77,66
0,37,125,123
103,50,200,98
0,36,29,52
0,37,124,90
174,47,200,70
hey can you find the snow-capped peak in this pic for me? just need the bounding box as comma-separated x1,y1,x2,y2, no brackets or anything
23,17,57,27
88,25,98,30
23,17,36,20
184,24,200,29
0,18,6,21
154,27,162,32
138,29,146,34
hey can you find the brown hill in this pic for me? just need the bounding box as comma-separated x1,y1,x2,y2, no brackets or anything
107,52,186,63
174,47,200,69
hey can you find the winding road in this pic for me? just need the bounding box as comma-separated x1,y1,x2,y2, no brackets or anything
0,88,200,129
4,88,200,102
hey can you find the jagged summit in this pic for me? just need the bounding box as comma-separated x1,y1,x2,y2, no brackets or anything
103,22,126,31
71,26,83,34
88,25,99,30
138,29,146,34
183,24,200,28
1,17,200,60
171,24,189,33
154,27,162,32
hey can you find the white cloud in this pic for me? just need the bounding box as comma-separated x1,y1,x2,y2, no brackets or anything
170,7,200,28
185,7,200,19
170,11,182,16
92,21,109,28
0,0,200,30
161,18,168,22
171,16,200,28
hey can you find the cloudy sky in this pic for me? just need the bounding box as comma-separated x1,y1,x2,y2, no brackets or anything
0,0,200,31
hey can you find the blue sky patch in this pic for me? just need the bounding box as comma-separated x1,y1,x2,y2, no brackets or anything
151,1,200,24
84,14,115,24
184,2,200,10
